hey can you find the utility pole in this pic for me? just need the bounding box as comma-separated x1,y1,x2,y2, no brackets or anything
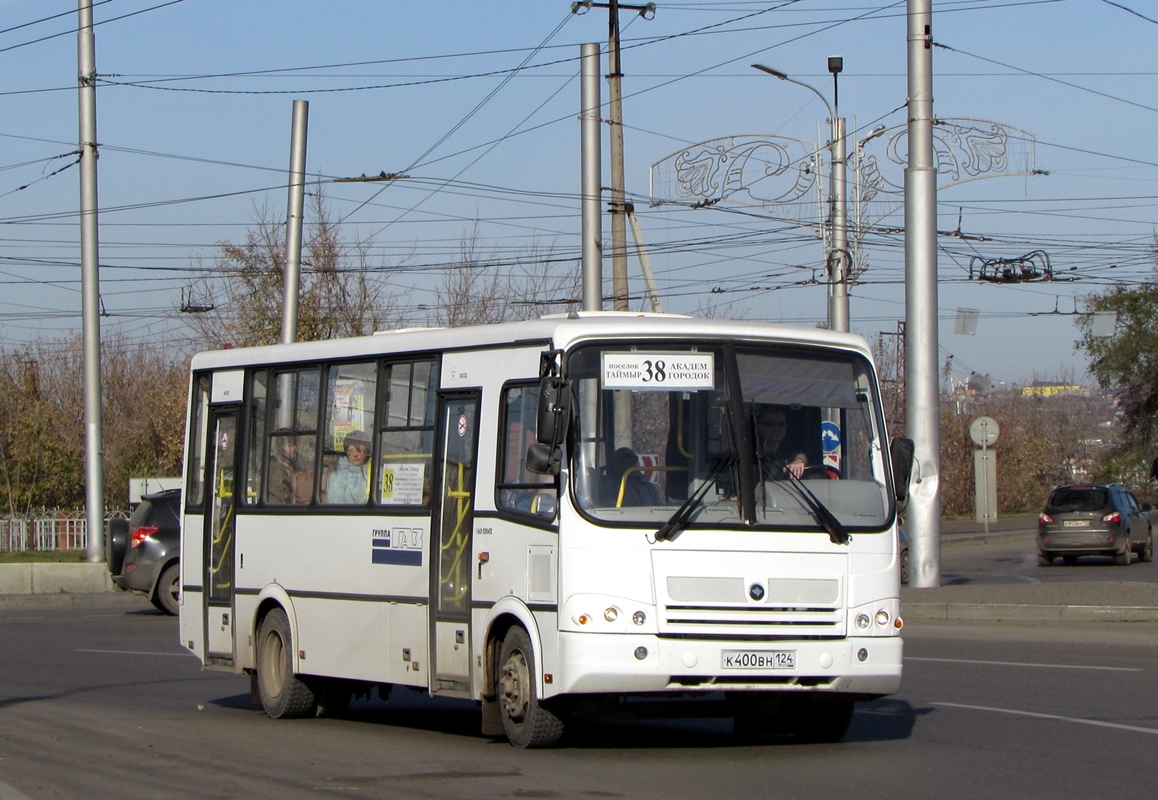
78,0,105,563
580,43,603,312
606,0,628,310
281,100,309,344
827,56,849,334
572,1,654,310
905,0,942,587
752,60,849,332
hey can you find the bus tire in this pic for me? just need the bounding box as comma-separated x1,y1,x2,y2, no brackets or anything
497,626,564,748
256,608,317,719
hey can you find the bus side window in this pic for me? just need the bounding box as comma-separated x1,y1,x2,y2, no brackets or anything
376,359,437,507
320,362,376,506
497,382,556,519
268,367,321,506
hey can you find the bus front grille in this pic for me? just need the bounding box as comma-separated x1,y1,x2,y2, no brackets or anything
661,603,843,635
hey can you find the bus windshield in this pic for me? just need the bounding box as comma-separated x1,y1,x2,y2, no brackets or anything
567,341,892,532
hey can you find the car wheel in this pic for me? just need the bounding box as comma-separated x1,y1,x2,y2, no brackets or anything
256,608,318,719
900,547,910,584
1115,539,1132,566
1037,553,1052,567
1142,533,1154,563
151,563,180,616
498,626,565,748
105,518,129,575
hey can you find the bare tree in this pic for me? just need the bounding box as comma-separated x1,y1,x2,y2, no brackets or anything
434,226,578,327
185,189,399,348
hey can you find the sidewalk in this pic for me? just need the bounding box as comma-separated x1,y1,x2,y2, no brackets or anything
903,514,1158,622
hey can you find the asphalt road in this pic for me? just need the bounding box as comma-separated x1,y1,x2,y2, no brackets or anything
941,533,1158,586
2,601,1157,799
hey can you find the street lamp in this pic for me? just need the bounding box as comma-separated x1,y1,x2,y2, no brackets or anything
752,60,849,333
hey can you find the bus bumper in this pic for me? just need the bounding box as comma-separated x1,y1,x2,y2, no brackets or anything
552,631,902,698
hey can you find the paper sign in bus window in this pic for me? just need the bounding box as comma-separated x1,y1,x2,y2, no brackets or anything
382,462,426,505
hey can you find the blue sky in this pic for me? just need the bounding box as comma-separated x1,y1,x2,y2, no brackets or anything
1,0,1155,387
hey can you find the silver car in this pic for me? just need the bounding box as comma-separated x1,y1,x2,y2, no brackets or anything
106,488,182,614
1037,483,1153,566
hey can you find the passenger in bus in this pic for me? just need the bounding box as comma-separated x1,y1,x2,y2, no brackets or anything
328,430,371,504
266,429,312,505
755,405,808,480
605,447,663,507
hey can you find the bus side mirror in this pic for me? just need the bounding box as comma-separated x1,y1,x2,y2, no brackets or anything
527,443,562,476
891,437,915,503
536,376,571,446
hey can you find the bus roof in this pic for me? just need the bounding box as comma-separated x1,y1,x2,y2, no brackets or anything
188,311,874,371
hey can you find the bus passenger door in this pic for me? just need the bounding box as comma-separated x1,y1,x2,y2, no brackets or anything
430,391,480,694
204,407,239,664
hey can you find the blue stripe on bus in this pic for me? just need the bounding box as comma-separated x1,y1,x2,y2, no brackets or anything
371,549,423,566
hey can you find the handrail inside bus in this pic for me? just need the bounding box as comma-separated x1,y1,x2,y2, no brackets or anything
615,465,688,508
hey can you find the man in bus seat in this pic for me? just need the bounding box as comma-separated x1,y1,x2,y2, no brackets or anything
327,429,371,504
605,447,663,507
266,429,312,505
755,404,808,480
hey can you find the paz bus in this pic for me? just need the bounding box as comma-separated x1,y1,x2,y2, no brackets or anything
178,312,913,747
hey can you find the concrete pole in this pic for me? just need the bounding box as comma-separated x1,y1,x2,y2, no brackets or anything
580,43,603,312
607,0,628,311
829,115,849,333
905,0,941,587
281,100,309,345
78,0,105,563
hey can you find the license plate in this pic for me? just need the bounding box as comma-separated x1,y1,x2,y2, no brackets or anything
1063,520,1090,528
721,650,796,669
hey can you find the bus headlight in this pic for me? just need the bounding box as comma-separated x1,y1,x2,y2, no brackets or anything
855,613,871,629
604,607,619,622
875,610,891,626
632,610,646,626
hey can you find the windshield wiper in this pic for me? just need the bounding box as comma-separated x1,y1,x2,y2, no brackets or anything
654,454,735,543
767,460,850,545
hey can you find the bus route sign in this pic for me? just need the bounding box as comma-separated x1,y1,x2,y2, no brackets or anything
601,352,714,391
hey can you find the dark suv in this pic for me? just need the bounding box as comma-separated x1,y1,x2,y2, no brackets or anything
1038,483,1153,566
106,488,181,614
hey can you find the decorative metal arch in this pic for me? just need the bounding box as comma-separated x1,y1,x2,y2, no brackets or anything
649,118,1038,282
649,133,825,235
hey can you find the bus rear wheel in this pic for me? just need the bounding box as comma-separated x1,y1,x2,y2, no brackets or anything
497,627,564,748
256,608,317,719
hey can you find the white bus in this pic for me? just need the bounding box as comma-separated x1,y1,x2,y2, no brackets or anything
178,312,913,747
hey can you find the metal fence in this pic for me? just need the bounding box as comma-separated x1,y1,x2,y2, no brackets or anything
0,511,129,553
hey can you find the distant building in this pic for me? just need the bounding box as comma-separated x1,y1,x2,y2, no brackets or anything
1021,383,1086,398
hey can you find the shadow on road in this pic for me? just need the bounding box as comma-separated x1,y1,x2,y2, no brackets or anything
209,686,923,748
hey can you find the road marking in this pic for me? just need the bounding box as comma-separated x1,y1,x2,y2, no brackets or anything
0,776,34,800
907,656,1140,672
934,702,1158,736
76,648,194,658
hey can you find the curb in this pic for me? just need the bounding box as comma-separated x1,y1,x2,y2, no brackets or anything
941,530,1034,547
0,592,150,611
902,603,1158,623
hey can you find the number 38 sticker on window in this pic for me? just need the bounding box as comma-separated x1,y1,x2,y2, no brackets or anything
601,352,715,391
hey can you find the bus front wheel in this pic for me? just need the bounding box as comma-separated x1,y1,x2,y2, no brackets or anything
256,608,318,719
497,627,564,748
